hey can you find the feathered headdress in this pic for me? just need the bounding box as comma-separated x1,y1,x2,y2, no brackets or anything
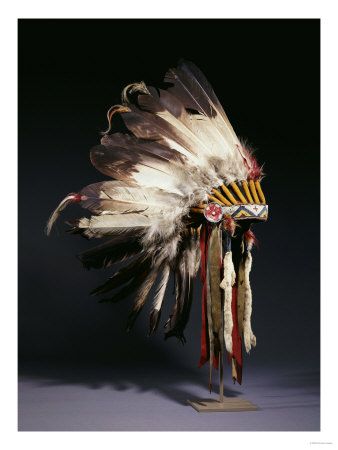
47,60,268,387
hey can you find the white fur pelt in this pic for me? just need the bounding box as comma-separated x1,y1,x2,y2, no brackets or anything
220,251,236,353
237,252,257,353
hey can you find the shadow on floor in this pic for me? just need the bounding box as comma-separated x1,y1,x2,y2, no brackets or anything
18,359,243,406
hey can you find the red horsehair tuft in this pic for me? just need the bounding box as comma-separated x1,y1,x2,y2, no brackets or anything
244,229,259,250
223,215,236,236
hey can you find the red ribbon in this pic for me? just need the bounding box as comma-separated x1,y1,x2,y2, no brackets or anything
198,224,209,367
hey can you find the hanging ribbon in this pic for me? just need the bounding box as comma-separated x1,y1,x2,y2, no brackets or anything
198,224,210,368
199,222,223,380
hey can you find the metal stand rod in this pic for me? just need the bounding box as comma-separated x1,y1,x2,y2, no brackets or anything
187,330,258,412
219,285,225,404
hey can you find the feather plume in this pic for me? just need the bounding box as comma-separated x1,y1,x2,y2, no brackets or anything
121,81,150,105
164,236,199,342
77,234,142,270
165,60,239,145
98,257,151,302
46,193,82,235
148,263,171,335
164,61,257,182
91,256,149,296
120,90,224,186
126,267,159,332
73,214,151,239
90,143,179,193
80,180,183,216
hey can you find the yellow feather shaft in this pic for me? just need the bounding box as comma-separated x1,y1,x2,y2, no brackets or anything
255,181,266,204
191,207,205,214
249,180,260,204
221,184,238,205
208,194,224,206
212,188,232,206
242,181,254,203
230,182,247,204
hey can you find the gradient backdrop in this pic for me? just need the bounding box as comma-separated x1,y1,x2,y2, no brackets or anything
18,19,320,431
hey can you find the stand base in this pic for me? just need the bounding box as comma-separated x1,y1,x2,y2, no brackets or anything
187,398,258,412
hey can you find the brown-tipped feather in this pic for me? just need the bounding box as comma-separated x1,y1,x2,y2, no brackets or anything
149,309,162,336
93,257,150,297
98,261,153,304
78,234,142,270
164,237,198,343
148,264,171,336
126,268,159,332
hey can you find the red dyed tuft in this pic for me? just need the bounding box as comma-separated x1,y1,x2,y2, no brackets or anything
244,229,259,249
237,144,262,180
223,215,236,236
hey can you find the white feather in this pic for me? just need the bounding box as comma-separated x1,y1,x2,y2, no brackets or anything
151,264,171,312
76,213,151,238
80,181,183,215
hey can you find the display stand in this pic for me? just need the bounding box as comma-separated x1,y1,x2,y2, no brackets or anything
187,350,258,412
187,297,258,412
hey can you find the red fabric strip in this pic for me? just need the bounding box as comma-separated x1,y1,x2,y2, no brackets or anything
198,225,209,368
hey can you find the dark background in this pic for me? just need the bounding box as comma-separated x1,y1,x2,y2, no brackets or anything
18,19,320,382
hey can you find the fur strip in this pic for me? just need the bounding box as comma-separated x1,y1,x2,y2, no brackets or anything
208,226,222,337
206,264,214,386
220,251,236,353
240,251,257,353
